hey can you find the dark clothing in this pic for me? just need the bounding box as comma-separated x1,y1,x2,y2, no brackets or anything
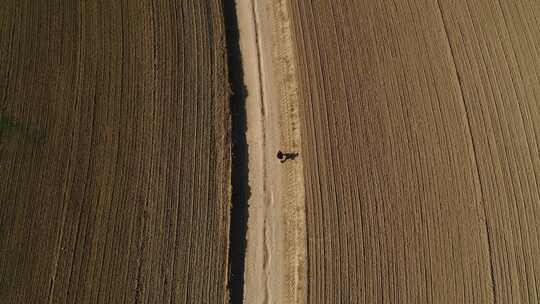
277,150,298,163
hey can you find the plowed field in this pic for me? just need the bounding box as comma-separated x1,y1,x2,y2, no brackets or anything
289,1,540,303
0,1,230,303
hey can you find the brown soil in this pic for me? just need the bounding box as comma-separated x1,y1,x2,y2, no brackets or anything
4,1,540,303
289,1,540,303
0,1,230,303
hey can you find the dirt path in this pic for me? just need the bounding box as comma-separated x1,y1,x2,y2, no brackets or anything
237,0,306,303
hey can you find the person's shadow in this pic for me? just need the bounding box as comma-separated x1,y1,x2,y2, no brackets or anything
277,150,299,163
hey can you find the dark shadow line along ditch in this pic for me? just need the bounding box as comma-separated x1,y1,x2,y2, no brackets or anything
223,0,250,303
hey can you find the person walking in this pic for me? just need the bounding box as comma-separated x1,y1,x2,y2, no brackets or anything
276,150,298,163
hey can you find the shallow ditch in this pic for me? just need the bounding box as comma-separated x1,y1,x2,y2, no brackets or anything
223,0,250,303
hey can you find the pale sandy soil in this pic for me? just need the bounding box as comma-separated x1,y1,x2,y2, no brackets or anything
237,0,305,303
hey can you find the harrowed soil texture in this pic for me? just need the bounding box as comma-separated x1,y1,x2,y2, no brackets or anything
0,1,234,303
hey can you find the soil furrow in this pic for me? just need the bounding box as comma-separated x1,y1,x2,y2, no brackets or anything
0,1,230,303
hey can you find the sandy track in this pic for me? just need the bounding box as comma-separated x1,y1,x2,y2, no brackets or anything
0,1,230,303
239,0,306,303
289,1,540,303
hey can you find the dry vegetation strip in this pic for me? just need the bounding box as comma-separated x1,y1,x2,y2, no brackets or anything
289,1,540,303
0,1,229,303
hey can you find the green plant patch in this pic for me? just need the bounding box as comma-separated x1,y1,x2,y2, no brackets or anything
0,112,16,133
